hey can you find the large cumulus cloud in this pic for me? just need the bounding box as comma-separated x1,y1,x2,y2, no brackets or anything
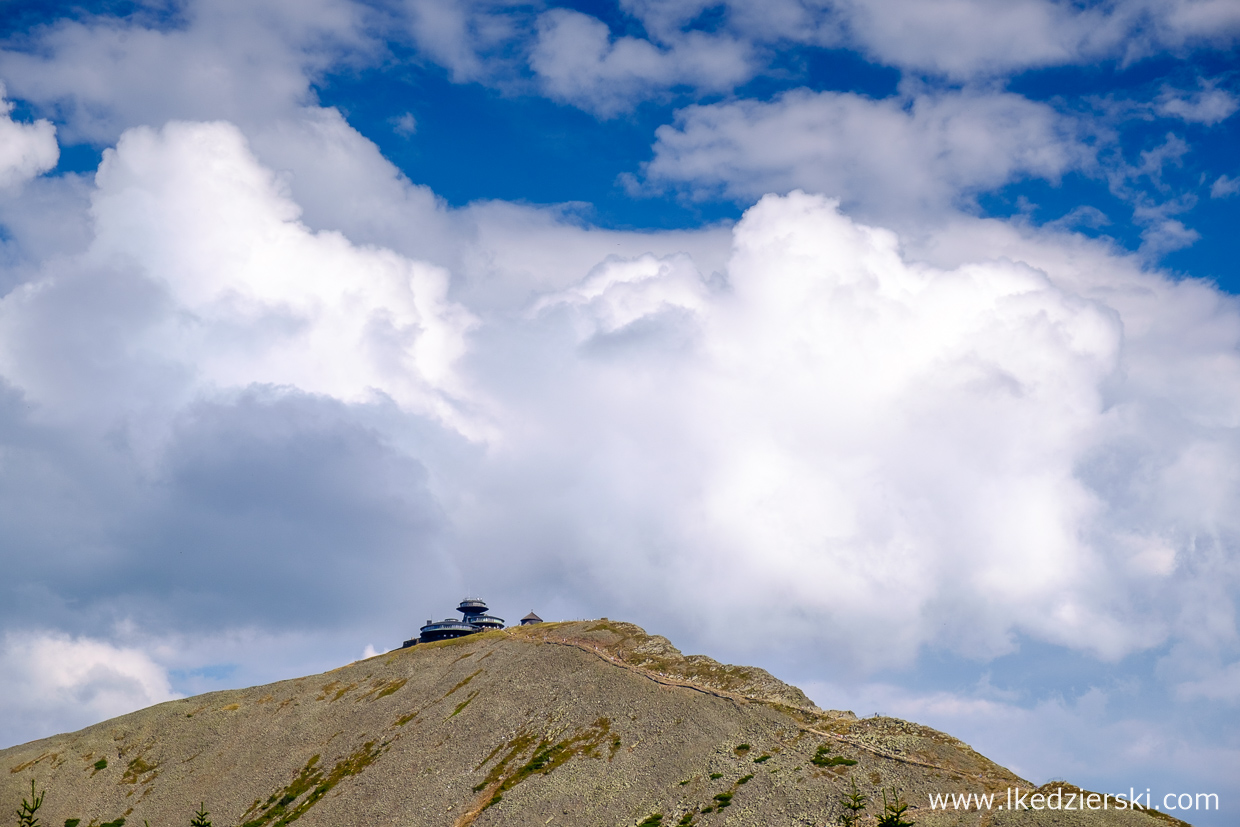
2,121,1238,679
463,191,1240,672
0,120,478,431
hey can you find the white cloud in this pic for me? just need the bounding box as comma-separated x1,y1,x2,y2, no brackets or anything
0,120,479,435
0,631,178,747
1157,83,1240,125
613,0,1240,83
1211,174,1240,198
1138,216,1200,257
530,8,754,116
421,191,1240,674
0,85,58,189
401,0,531,84
392,112,418,136
1151,0,1240,49
0,0,371,146
4,118,1238,675
832,0,1121,78
640,88,1090,219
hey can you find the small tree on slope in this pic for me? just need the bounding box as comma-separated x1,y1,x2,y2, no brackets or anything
876,787,914,827
190,803,212,827
17,780,44,827
837,777,867,827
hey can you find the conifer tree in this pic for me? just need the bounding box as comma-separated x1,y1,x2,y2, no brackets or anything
17,779,44,827
190,803,212,827
837,777,868,827
876,787,914,827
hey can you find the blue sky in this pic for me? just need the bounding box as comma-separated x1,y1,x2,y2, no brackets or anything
0,1,1238,823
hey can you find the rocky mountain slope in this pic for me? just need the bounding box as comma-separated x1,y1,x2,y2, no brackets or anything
1,620,1189,827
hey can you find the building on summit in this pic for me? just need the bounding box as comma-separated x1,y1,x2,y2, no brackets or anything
402,597,507,647
520,612,542,625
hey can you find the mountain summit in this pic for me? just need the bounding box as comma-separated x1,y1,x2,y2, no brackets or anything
1,621,1187,826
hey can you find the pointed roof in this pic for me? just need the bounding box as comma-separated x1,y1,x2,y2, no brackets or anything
521,611,542,622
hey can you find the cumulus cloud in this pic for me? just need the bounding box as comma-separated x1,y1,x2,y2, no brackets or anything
530,9,754,116
0,0,371,146
483,192,1240,669
388,0,1240,101
1150,0,1240,49
0,118,465,667
0,631,177,748
820,0,1233,79
0,120,478,432
584,0,1240,86
639,88,1090,219
401,0,532,84
831,0,1122,78
0,85,58,189
3,118,1238,678
1157,82,1240,125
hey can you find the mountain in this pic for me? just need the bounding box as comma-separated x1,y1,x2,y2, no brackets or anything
1,620,1189,827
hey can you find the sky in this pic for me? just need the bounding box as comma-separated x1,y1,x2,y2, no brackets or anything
0,0,1237,821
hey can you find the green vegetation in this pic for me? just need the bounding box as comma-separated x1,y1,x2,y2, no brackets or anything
190,803,212,827
450,690,478,718
753,754,772,763
365,677,407,700
473,732,536,791
17,780,43,827
316,681,357,702
737,774,753,784
238,741,385,827
636,814,663,826
93,759,108,771
123,756,159,784
64,821,80,827
708,772,723,780
99,819,125,827
712,792,733,809
837,777,868,827
473,718,616,811
876,788,914,827
812,745,857,768
733,744,750,755
676,813,696,826
444,669,483,698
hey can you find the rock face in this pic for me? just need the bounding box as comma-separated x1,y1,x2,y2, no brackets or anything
1,621,1188,827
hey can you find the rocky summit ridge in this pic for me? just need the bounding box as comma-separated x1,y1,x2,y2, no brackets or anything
2,620,1190,827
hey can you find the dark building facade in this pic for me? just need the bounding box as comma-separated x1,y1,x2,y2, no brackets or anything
402,598,506,647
